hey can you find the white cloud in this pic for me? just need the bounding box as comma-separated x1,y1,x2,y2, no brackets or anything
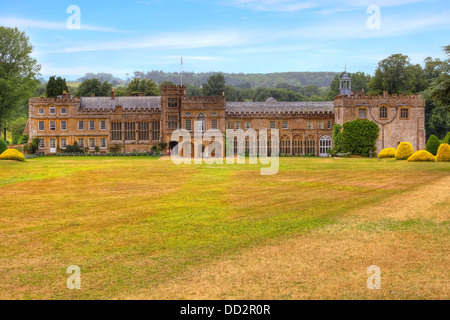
283,10,450,40
227,0,316,12
0,17,122,33
37,30,252,54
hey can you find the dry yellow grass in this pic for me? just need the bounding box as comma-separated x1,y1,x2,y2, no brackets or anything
0,156,448,299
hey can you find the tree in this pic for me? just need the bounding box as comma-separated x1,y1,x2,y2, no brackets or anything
46,76,68,97
368,54,413,94
423,45,450,113
0,27,40,139
160,80,174,87
202,73,226,96
127,78,158,96
77,78,112,97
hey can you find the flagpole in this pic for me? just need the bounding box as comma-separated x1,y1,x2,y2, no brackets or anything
181,56,183,86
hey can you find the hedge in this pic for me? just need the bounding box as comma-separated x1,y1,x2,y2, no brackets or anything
395,142,414,160
0,139,7,154
435,143,450,162
378,148,396,159
443,132,450,145
341,120,379,157
407,150,435,162
425,135,441,156
0,149,26,162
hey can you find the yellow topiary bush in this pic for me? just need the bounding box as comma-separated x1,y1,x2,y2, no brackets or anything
435,143,450,162
407,150,435,162
0,149,26,162
395,142,414,160
378,148,396,159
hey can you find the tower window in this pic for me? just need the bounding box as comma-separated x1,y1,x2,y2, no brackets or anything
380,106,388,119
358,108,367,119
168,115,178,129
168,98,178,108
400,108,409,120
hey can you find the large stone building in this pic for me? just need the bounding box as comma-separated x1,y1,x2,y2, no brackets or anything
26,74,426,156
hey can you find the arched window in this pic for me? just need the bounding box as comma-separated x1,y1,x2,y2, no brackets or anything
379,106,388,119
197,113,206,132
305,135,315,155
280,136,290,155
319,135,332,157
292,135,302,155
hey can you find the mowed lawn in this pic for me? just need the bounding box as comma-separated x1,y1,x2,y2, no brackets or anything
0,156,448,300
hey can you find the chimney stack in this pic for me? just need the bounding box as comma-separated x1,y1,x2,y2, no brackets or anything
383,91,388,98
112,88,115,99
252,97,256,102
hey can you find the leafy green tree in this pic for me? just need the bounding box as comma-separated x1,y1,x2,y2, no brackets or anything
186,85,203,97
46,76,68,97
160,80,174,87
224,85,238,101
127,78,158,96
202,73,226,96
351,72,372,92
0,27,40,139
9,116,28,145
423,45,450,113
77,78,112,97
368,54,414,94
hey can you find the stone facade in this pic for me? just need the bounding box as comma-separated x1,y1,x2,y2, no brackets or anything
334,91,426,152
27,75,426,156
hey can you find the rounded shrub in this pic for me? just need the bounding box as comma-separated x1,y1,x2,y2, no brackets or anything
425,135,441,156
0,149,26,162
444,132,450,145
407,150,435,162
435,143,450,162
378,148,396,159
0,138,7,154
395,142,414,160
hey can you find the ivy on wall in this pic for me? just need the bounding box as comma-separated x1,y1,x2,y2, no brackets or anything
332,120,379,157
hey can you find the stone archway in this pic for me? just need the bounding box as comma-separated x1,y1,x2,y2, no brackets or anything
169,141,178,155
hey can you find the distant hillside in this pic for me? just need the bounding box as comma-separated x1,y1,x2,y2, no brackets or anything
133,71,339,88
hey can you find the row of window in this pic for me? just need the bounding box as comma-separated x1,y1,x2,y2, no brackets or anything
184,118,218,131
38,106,67,116
110,121,160,141
38,120,107,131
358,107,409,120
39,137,107,149
225,120,332,130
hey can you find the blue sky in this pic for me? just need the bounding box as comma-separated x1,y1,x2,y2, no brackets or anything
0,0,449,80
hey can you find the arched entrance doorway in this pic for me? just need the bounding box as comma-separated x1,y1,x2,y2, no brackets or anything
319,135,332,157
169,141,178,155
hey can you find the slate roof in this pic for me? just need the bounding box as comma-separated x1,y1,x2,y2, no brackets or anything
226,98,334,113
79,96,161,111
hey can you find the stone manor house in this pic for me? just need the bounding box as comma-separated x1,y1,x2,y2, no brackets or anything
26,74,426,156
